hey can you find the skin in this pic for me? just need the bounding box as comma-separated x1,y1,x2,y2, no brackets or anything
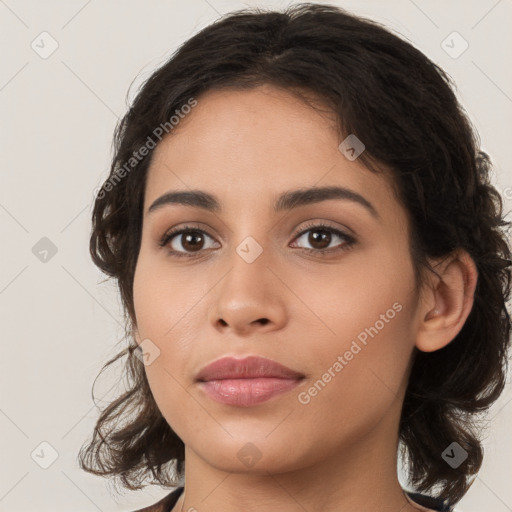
132,84,478,512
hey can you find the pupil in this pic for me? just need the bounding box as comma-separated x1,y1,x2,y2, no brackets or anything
310,230,330,249
183,232,203,251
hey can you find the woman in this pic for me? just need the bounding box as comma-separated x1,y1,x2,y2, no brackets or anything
79,4,511,511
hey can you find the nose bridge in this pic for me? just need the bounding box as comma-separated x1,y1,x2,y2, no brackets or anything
225,209,271,275
224,233,272,301
208,232,287,332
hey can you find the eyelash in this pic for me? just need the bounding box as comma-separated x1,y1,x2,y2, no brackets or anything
158,222,356,259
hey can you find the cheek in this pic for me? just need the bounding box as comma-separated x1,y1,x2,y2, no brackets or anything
288,241,415,352
132,253,207,436
288,308,415,461
132,248,197,341
288,247,416,414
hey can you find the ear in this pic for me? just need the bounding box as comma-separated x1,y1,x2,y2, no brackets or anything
415,249,478,352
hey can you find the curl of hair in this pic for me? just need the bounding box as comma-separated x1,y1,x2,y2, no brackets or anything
79,3,512,508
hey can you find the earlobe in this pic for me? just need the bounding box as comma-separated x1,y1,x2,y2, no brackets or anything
415,250,478,353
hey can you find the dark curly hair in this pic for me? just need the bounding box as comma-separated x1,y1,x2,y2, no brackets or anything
79,3,512,508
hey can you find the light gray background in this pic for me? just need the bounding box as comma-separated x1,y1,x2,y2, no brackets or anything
1,1,511,511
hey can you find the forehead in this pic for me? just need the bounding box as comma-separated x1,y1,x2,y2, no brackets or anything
144,85,398,219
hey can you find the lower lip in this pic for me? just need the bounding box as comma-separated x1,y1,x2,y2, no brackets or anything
198,377,303,406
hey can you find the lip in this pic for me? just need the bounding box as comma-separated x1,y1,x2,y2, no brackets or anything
195,355,305,381
195,356,305,407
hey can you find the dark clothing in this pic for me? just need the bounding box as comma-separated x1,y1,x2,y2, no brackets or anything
132,486,452,511
406,491,452,511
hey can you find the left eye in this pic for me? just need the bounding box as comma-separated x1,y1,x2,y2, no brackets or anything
290,224,356,254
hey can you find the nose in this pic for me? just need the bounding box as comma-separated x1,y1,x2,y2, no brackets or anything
208,246,288,336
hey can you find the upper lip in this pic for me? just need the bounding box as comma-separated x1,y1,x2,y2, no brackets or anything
195,355,305,382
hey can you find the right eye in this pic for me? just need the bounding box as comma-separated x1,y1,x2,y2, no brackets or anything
159,226,220,258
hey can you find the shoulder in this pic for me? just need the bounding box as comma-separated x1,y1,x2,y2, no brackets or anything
130,487,184,512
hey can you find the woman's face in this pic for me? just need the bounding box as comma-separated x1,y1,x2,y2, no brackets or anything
132,84,423,474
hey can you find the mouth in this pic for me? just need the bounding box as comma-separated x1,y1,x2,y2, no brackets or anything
195,355,305,407
198,377,304,407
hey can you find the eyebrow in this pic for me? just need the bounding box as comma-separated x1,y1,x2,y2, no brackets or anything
147,186,379,219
